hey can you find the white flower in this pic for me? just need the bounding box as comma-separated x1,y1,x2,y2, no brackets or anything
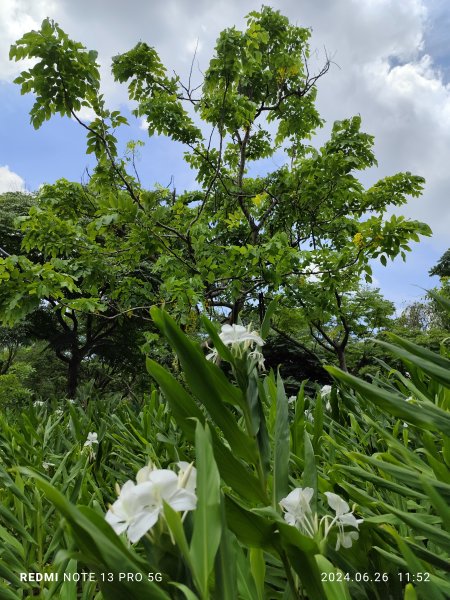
336,530,359,550
219,324,264,347
248,348,265,371
55,409,63,416
281,488,362,551
280,487,318,537
33,400,45,407
68,399,76,404
176,461,197,494
324,492,362,550
288,395,297,404
105,463,197,543
206,323,264,364
304,409,314,423
42,461,55,470
105,480,160,543
320,386,332,411
83,432,98,447
325,493,361,529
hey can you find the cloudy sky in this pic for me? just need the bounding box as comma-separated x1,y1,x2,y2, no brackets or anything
0,0,449,308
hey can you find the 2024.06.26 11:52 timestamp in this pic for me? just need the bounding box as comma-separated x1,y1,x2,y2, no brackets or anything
321,572,430,583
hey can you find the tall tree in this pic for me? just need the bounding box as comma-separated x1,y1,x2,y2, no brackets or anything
0,8,431,385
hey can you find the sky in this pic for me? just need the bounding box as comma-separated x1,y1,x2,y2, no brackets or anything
0,0,449,310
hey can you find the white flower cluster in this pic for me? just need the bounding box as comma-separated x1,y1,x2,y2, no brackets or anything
320,385,332,412
206,323,265,369
105,462,197,543
84,432,98,447
280,487,362,551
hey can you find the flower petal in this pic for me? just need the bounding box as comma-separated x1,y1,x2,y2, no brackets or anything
105,510,128,535
325,492,349,516
127,509,160,543
148,469,179,499
167,489,197,512
338,512,361,529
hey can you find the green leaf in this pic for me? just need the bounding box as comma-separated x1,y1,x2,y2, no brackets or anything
232,534,259,600
170,583,200,600
273,372,289,505
404,584,418,600
163,502,193,570
214,498,238,600
261,298,278,339
146,358,268,503
151,308,258,464
385,332,450,371
225,496,276,550
422,479,450,534
190,422,222,600
387,526,447,600
326,366,450,435
314,555,351,600
303,432,318,512
249,548,265,600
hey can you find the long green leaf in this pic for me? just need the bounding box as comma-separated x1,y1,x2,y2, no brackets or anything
315,555,351,600
147,357,268,504
214,498,238,600
151,308,258,464
273,372,289,505
376,337,450,388
261,298,278,339
385,332,450,371
190,422,222,600
327,366,450,435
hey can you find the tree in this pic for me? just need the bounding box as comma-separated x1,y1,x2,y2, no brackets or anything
274,285,395,372
430,249,450,279
0,192,36,257
0,8,431,386
0,183,158,396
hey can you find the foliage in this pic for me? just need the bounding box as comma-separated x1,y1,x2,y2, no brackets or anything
430,249,450,279
1,304,450,598
1,7,448,600
1,8,431,371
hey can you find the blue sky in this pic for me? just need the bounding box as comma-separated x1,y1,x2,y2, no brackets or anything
0,0,448,310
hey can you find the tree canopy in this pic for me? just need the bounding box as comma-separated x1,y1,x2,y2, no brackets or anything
0,7,432,393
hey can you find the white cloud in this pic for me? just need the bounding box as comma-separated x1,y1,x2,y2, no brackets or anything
0,0,56,80
0,165,26,193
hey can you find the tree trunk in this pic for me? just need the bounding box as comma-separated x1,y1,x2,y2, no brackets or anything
336,346,348,372
67,355,81,398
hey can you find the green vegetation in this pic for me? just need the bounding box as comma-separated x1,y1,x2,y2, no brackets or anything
1,7,449,599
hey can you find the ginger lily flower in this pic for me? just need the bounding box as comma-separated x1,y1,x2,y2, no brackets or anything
279,487,318,537
324,492,362,550
206,323,264,367
83,432,98,447
320,385,331,397
280,488,362,551
105,480,160,543
105,463,197,543
218,324,264,347
320,385,332,411
324,493,362,530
